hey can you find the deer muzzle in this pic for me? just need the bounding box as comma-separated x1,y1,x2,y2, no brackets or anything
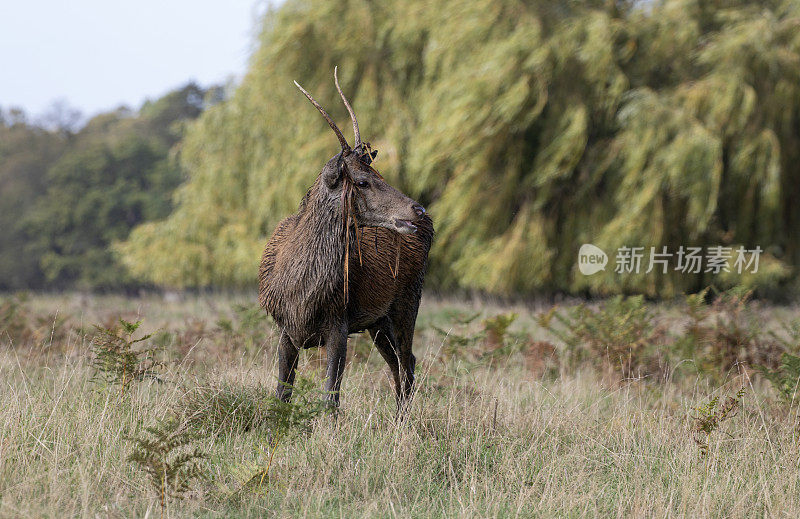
393,203,426,234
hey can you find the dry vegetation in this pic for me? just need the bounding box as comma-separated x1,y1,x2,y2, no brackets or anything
2,291,800,517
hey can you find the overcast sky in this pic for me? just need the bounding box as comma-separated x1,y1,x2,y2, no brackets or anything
0,1,268,119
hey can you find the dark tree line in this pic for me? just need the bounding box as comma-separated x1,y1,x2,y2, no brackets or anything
0,83,223,290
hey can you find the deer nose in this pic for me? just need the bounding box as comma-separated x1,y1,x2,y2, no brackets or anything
412,203,426,218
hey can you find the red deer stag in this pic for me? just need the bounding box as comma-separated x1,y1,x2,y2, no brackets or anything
258,68,433,411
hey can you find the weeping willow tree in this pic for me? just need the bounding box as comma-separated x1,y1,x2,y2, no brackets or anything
118,0,800,297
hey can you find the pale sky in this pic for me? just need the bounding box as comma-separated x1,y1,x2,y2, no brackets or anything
0,1,270,120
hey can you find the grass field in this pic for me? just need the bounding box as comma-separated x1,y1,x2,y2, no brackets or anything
2,291,800,518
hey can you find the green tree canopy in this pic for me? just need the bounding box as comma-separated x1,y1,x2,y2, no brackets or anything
0,83,220,290
0,110,67,289
119,0,800,297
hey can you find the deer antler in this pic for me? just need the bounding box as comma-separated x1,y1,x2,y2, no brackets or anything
334,66,361,149
294,80,350,151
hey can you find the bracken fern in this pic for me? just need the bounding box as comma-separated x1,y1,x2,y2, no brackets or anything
90,318,163,395
539,296,661,380
692,386,746,458
126,416,207,519
758,354,800,404
225,375,333,495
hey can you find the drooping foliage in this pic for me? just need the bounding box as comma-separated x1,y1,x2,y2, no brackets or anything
119,0,800,296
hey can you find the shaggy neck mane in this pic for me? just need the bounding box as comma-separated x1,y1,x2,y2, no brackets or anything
291,178,355,306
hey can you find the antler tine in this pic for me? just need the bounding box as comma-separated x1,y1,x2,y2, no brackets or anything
294,80,350,151
334,66,361,148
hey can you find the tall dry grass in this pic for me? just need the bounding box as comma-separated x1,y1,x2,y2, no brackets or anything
1,293,799,517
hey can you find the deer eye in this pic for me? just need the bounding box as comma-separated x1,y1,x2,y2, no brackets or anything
356,180,370,188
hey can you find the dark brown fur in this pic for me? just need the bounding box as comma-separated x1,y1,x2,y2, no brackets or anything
259,151,433,410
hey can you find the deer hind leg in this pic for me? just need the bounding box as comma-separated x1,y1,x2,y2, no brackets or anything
390,304,420,411
368,317,402,405
323,323,348,408
394,324,416,409
276,331,299,402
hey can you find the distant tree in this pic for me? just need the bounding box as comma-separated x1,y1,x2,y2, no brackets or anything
0,83,221,290
27,138,176,288
38,100,83,135
0,112,67,290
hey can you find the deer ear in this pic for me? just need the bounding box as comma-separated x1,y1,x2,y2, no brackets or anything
323,159,345,188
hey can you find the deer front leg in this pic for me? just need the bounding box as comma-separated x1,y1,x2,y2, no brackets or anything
276,331,299,402
323,323,348,408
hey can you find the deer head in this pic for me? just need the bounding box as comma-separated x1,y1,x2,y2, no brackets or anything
294,68,426,234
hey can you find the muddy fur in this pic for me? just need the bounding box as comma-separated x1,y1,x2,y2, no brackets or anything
259,150,433,409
